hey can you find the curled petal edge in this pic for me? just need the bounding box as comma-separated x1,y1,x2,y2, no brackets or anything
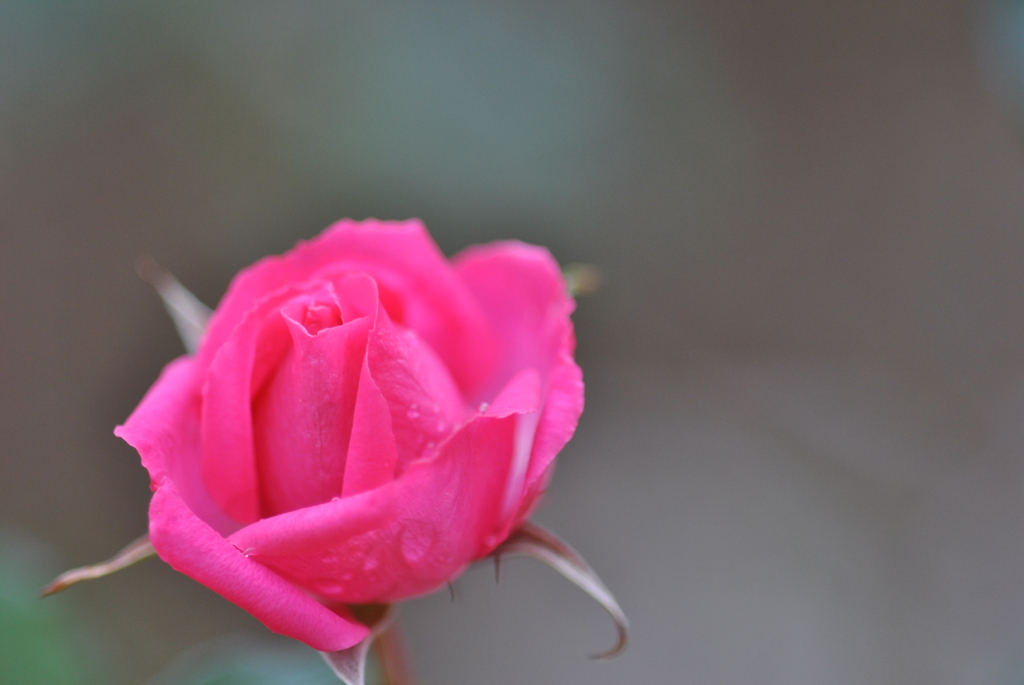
492,520,629,659
41,534,155,597
321,604,394,685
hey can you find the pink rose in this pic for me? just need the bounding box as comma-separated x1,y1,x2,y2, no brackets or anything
114,220,583,652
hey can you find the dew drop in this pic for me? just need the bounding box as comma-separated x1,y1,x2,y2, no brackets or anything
363,556,379,571
407,408,420,420
479,402,489,413
399,523,436,565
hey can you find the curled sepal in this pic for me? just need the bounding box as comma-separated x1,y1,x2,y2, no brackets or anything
135,256,211,354
493,520,629,659
321,604,394,685
41,534,155,597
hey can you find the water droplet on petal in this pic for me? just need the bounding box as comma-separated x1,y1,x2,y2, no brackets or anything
479,402,489,413
400,523,436,565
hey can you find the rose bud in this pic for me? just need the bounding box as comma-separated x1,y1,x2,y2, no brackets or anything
113,220,584,653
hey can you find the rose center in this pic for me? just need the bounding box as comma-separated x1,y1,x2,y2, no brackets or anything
301,302,343,335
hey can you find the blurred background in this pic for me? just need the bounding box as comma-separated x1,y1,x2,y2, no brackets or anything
5,0,1024,683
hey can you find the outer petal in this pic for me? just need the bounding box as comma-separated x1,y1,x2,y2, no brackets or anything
515,351,583,521
228,485,400,557
148,479,369,652
114,357,237,536
453,241,574,395
253,413,514,603
247,365,544,604
199,219,500,397
454,242,584,521
484,369,542,527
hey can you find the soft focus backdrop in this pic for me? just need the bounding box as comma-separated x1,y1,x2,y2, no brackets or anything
5,1,1024,683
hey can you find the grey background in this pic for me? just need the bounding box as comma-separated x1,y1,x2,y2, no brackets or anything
4,1,1024,683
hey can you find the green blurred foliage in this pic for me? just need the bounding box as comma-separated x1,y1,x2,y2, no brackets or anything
0,528,100,685
0,526,379,684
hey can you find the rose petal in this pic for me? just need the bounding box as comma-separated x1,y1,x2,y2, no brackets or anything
483,367,541,418
454,241,574,397
254,411,522,603
482,368,543,527
516,349,584,520
200,219,499,397
202,282,351,523
228,485,399,558
454,242,584,524
115,357,238,535
365,302,466,474
341,357,399,497
253,310,370,516
148,478,369,652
